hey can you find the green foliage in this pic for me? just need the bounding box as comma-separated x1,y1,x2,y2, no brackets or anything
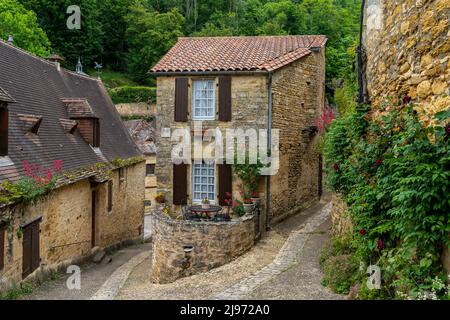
125,5,184,83
322,254,358,294
0,177,56,207
108,86,156,104
233,159,264,194
20,0,104,69
0,0,51,57
323,102,450,299
0,283,34,300
87,68,139,89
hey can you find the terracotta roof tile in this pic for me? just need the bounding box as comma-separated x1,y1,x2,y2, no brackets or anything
151,35,327,73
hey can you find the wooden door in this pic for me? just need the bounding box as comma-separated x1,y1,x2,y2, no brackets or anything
91,190,97,247
22,221,40,279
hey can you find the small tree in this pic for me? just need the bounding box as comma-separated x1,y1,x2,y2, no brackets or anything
233,158,264,196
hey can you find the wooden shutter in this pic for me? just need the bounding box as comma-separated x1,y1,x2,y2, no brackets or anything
22,225,32,279
175,78,189,122
0,227,5,270
173,164,187,205
218,164,232,206
108,181,113,211
31,222,40,272
218,76,232,121
0,107,8,156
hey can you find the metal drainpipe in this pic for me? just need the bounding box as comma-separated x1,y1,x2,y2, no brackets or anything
266,72,273,231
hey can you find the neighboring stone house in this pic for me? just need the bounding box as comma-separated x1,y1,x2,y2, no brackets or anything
0,40,145,291
150,35,327,224
123,119,157,212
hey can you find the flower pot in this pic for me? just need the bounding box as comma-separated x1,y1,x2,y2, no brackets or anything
243,203,254,214
202,203,210,210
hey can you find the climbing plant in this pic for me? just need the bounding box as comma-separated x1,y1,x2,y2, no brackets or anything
323,100,450,299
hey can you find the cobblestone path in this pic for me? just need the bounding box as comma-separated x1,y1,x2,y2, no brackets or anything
117,199,344,300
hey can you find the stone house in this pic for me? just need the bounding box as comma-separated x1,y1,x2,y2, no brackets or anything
0,40,145,291
123,119,157,212
150,35,327,224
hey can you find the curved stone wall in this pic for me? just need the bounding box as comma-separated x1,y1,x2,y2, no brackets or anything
151,213,256,284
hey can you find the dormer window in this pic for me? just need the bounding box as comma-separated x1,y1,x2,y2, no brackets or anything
17,114,43,135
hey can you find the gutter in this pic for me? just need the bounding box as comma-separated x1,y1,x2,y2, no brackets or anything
149,70,269,77
266,72,273,231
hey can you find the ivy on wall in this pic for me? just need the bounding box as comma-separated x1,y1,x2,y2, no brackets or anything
322,100,450,299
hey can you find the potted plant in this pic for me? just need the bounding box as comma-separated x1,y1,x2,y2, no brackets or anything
155,192,166,204
251,191,260,205
243,197,254,214
202,198,210,210
232,200,246,217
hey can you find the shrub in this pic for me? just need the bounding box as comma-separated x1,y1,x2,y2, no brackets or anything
108,86,156,104
323,101,450,299
322,254,358,294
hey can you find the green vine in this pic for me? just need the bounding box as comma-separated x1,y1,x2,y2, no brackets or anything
323,101,450,299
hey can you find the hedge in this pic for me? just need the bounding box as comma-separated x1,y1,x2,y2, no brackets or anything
108,86,156,104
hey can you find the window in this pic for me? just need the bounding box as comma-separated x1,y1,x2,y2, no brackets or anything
146,164,155,176
0,106,8,156
192,162,215,203
192,80,215,120
107,181,113,212
119,167,125,181
0,227,5,271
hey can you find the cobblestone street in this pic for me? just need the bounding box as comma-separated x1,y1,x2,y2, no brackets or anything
117,198,344,300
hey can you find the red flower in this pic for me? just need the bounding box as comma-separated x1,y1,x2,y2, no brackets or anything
375,159,383,166
226,192,232,198
359,229,367,236
333,163,339,172
377,239,385,250
445,123,450,136
251,191,259,198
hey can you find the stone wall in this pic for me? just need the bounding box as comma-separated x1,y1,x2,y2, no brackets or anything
0,162,145,292
364,0,449,124
151,212,256,284
330,194,353,237
156,75,268,209
364,0,449,274
270,50,326,222
116,102,156,117
145,156,157,212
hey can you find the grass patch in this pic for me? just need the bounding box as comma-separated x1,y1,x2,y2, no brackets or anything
85,68,138,89
0,283,34,300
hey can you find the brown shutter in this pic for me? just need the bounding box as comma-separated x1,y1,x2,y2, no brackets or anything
108,181,113,212
173,164,187,205
22,225,32,278
0,227,5,270
218,164,232,206
0,107,8,156
31,222,40,271
218,76,232,121
175,78,189,122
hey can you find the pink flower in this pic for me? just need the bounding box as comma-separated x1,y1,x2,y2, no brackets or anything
377,239,385,250
53,160,63,174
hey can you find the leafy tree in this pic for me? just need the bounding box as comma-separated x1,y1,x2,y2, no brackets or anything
20,0,104,69
125,4,184,83
0,0,51,57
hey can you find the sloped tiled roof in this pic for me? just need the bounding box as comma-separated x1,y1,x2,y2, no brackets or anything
0,40,141,182
62,98,96,118
151,35,327,73
123,119,156,156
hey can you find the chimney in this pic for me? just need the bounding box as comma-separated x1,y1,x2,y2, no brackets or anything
46,54,64,72
7,35,13,45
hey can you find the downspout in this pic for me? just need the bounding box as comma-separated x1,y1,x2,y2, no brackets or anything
266,72,273,231
357,0,366,104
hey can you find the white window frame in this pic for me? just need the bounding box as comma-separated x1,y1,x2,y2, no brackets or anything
192,79,216,120
192,162,216,204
